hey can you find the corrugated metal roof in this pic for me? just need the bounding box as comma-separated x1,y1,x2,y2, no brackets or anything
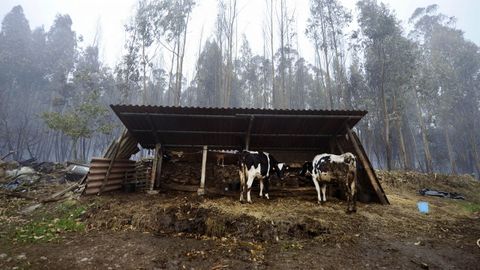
110,105,367,151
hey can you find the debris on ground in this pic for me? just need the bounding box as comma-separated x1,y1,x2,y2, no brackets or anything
1,169,479,269
419,188,465,200
65,163,89,181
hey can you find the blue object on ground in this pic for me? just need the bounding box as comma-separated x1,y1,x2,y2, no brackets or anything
417,201,429,214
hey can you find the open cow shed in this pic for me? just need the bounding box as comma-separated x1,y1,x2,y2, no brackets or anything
85,105,389,205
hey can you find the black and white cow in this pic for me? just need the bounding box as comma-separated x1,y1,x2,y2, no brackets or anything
238,150,287,203
301,152,357,213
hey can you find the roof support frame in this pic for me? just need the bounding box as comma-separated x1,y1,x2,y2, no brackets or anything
131,129,342,138
245,115,254,150
146,114,160,143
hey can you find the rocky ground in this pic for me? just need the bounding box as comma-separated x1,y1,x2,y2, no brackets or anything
1,169,479,269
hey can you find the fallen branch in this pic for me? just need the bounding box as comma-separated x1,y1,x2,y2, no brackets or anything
41,183,80,203
0,190,38,200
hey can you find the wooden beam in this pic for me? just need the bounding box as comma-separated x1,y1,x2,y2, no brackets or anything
146,114,160,143
335,138,345,153
245,116,254,150
328,138,336,153
150,143,161,191
162,144,324,151
154,146,163,189
131,129,339,138
345,125,389,205
197,145,208,196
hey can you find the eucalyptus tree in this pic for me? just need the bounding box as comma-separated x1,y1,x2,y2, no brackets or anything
148,0,196,106
410,5,480,175
307,0,351,109
46,14,77,109
216,0,237,107
357,0,416,170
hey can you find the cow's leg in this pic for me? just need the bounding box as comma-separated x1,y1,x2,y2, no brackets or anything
345,178,352,213
321,184,327,203
239,169,245,203
348,173,357,213
312,177,322,204
246,175,255,203
259,179,264,197
264,177,270,200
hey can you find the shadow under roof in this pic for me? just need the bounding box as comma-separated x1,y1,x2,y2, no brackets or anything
110,105,367,151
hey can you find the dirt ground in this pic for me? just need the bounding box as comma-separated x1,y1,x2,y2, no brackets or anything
1,170,480,269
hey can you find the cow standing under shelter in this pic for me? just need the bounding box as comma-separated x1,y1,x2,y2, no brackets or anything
238,151,286,203
301,152,357,213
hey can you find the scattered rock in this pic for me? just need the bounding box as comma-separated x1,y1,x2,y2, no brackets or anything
20,203,43,214
40,256,48,261
0,253,7,259
16,253,26,260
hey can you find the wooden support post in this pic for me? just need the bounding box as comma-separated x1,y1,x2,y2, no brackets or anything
335,138,345,153
198,145,208,196
149,143,161,193
328,138,336,154
245,116,254,150
345,125,389,204
154,146,163,189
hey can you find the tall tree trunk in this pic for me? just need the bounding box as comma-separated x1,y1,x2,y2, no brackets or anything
313,38,326,109
468,133,480,178
393,94,409,169
72,138,78,161
142,40,147,104
167,42,177,105
320,13,333,110
444,127,456,174
270,0,276,108
379,47,392,170
413,88,433,172
326,2,344,109
174,35,182,106
408,121,419,170
279,0,286,109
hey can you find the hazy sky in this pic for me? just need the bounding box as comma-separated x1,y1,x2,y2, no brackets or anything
1,0,479,81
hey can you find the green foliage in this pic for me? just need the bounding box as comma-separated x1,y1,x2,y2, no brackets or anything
457,201,480,213
15,202,87,243
42,92,114,141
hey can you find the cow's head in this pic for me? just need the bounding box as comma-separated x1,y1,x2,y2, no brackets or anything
266,153,289,179
274,163,289,178
299,161,313,177
342,152,356,165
